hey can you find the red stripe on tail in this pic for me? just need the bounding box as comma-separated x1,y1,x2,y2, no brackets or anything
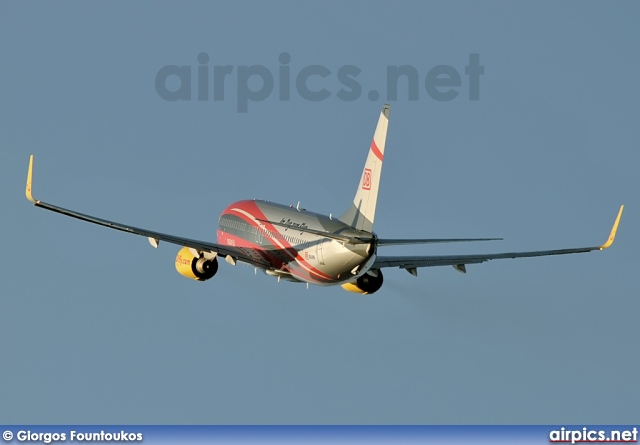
371,139,384,162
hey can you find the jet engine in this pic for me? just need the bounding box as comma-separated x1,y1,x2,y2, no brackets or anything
341,269,384,294
175,247,218,281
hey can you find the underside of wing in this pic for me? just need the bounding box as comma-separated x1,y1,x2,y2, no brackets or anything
373,205,624,274
374,247,595,270
25,156,270,269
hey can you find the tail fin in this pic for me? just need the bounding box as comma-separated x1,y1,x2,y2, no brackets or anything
339,104,390,232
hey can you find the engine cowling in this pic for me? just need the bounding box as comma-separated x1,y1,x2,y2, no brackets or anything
175,247,218,281
341,269,384,294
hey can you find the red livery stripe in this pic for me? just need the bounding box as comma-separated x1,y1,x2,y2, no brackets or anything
219,200,336,282
370,139,384,162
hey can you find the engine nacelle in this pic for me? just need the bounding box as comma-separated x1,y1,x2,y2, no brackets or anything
341,269,384,294
175,247,218,281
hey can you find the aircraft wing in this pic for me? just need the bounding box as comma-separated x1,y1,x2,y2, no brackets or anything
373,205,624,274
25,155,271,269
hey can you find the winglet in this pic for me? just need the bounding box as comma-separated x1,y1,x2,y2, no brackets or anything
26,155,37,203
599,205,624,250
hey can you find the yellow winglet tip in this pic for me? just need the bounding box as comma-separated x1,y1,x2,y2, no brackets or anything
600,204,624,250
26,154,36,203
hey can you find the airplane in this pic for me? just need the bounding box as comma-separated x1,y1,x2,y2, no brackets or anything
25,104,624,294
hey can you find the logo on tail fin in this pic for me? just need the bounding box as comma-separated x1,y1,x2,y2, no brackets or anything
362,168,372,190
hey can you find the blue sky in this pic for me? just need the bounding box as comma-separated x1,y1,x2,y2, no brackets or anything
1,1,638,424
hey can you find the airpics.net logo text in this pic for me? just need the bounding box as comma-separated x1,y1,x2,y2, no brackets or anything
155,52,484,112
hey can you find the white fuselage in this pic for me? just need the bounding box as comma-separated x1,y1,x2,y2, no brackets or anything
217,199,376,285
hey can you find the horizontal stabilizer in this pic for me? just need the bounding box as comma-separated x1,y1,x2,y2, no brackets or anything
377,237,502,246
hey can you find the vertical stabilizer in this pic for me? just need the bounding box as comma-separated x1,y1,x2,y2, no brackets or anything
339,104,390,232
